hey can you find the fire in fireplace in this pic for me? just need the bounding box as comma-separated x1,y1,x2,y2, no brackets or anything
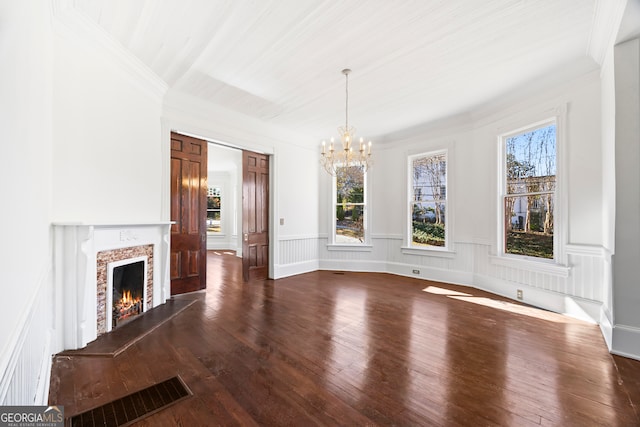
112,260,145,328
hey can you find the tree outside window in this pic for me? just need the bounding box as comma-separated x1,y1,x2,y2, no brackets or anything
503,123,556,259
410,151,447,248
334,165,366,244
207,187,221,233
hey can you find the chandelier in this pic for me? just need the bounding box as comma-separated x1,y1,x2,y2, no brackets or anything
320,69,372,176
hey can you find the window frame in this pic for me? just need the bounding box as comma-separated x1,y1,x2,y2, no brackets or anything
497,114,567,267
406,149,450,252
328,164,370,248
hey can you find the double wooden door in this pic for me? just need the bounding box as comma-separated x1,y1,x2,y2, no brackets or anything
170,134,270,293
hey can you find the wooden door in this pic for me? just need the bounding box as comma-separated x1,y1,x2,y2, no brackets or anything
170,132,207,294
242,150,269,281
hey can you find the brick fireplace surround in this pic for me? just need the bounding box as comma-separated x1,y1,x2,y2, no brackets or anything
96,244,153,335
53,223,172,350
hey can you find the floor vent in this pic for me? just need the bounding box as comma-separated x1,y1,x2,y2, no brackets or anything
69,376,191,427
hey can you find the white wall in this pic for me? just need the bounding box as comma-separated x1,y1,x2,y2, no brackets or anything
600,40,617,346
163,90,320,277
299,68,611,330
612,37,640,358
0,3,167,404
52,10,165,223
0,2,54,404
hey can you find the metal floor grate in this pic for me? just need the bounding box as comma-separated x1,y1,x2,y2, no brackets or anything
69,376,191,427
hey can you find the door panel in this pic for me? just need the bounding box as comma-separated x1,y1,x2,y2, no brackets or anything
242,150,269,281
170,132,207,294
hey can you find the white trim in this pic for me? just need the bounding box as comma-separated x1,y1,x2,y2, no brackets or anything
400,247,456,258
319,259,387,272
473,274,599,324
587,0,627,66
274,260,320,279
0,265,52,405
279,234,323,241
599,305,614,350
406,148,451,250
565,243,610,258
326,244,373,252
489,255,570,278
329,165,370,246
52,1,167,103
386,262,473,286
612,324,640,362
496,107,568,266
35,329,52,405
372,234,403,240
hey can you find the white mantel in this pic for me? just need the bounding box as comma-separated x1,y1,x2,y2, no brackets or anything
53,222,172,350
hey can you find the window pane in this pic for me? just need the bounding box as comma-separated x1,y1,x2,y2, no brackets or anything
336,166,364,203
506,124,556,195
504,195,554,258
411,202,446,247
412,154,446,201
336,204,364,243
503,123,556,260
410,152,447,248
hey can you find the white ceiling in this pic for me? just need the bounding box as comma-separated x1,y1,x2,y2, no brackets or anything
72,0,603,144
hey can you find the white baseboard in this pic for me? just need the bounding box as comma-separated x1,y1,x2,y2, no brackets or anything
474,273,601,324
612,324,640,361
318,259,387,272
274,260,320,279
386,262,473,287
599,306,614,350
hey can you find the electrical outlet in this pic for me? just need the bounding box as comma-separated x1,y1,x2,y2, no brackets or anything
412,269,420,274
517,289,523,300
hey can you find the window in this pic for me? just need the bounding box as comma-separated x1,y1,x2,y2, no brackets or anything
333,165,367,244
501,121,556,259
207,187,221,233
409,151,447,249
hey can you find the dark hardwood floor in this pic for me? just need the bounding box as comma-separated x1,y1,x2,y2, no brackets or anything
50,250,640,426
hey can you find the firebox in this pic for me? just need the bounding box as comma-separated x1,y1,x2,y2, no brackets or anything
107,256,148,331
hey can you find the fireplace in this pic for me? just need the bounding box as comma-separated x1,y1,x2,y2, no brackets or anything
53,222,172,350
108,257,147,330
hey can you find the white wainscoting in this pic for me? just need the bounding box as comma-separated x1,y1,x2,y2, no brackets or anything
274,235,320,278
0,266,53,405
275,235,633,356
275,236,609,323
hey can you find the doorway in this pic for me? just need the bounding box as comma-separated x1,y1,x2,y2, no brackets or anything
169,133,271,294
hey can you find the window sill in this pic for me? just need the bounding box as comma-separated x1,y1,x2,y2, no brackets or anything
327,244,373,252
489,255,570,278
401,247,456,258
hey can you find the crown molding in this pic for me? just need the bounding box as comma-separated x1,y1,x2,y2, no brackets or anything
587,0,627,65
51,0,167,103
